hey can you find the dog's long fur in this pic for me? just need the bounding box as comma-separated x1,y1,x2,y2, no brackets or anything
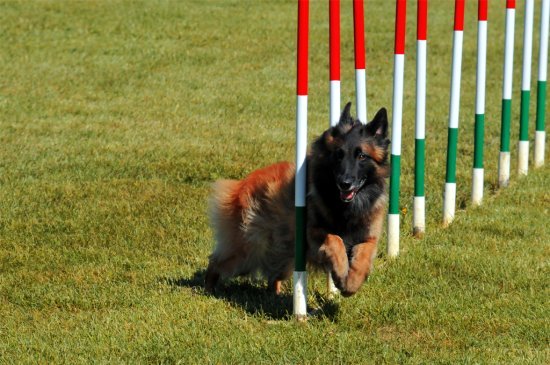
205,103,390,297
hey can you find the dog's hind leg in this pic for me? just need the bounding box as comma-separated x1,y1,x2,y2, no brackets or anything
268,279,283,295
204,261,220,293
204,250,248,293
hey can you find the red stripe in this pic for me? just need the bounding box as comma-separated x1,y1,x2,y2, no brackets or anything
297,0,309,95
478,0,487,21
506,0,515,9
330,0,340,80
394,0,407,54
353,0,366,69
417,0,428,40
454,0,465,31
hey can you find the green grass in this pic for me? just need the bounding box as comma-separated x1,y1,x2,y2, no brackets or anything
0,0,548,363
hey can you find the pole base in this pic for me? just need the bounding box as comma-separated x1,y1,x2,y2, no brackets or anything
387,214,400,257
471,168,484,206
534,131,545,168
443,182,456,227
518,140,529,176
413,196,425,238
498,151,511,187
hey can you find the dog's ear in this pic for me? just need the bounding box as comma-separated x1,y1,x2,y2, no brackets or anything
338,102,354,126
365,107,388,138
333,102,356,136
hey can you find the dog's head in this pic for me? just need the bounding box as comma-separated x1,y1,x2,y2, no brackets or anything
312,102,390,203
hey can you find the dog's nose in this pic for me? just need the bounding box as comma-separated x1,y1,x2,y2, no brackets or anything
338,181,353,191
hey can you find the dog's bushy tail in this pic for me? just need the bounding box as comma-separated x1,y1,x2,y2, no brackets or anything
208,179,242,258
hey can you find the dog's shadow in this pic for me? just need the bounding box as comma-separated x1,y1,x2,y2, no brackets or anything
162,270,340,321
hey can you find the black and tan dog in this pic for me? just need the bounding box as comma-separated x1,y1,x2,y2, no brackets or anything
205,102,390,297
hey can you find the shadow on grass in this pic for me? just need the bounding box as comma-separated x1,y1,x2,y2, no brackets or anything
161,270,340,321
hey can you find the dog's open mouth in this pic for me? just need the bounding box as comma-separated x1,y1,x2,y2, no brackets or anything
339,188,358,202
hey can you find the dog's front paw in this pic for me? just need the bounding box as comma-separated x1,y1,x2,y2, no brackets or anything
318,234,348,277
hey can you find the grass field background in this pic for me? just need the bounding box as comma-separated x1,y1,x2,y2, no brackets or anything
0,0,548,363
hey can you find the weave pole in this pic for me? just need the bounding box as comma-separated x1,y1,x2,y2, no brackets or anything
518,0,534,176
413,0,428,237
443,0,465,227
498,0,516,188
535,0,550,167
329,0,341,127
353,0,367,124
472,0,488,206
294,0,308,321
387,0,407,257
327,0,340,296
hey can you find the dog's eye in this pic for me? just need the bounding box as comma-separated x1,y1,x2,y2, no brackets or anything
358,152,369,161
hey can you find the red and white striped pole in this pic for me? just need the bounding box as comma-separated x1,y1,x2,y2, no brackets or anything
498,0,516,188
353,0,367,124
442,0,465,226
329,0,341,127
294,0,308,321
472,0,488,206
413,0,428,237
387,0,407,257
517,0,534,176
328,0,340,296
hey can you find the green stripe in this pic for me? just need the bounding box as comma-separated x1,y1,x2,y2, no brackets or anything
414,139,425,197
294,206,306,271
500,99,512,152
445,128,458,183
536,80,547,132
473,114,485,168
519,90,530,141
388,154,401,214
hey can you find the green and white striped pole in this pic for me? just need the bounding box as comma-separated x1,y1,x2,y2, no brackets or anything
294,0,308,320
472,0,487,206
518,0,534,176
443,0,465,227
535,0,549,168
387,0,407,257
413,0,427,237
498,0,516,188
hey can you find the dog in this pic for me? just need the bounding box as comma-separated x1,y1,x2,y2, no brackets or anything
205,102,390,297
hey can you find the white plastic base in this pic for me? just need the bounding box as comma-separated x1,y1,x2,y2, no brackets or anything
534,131,545,167
471,168,484,206
518,140,529,175
443,182,456,227
387,213,400,257
498,151,511,187
293,271,307,320
413,196,425,236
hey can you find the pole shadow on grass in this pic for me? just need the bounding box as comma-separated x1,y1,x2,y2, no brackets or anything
161,269,340,321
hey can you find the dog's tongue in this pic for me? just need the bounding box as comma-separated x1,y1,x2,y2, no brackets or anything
340,190,356,202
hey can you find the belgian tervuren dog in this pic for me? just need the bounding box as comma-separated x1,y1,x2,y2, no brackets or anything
205,102,389,297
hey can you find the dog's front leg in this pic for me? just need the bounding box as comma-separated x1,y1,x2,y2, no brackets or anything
339,239,377,297
315,233,350,291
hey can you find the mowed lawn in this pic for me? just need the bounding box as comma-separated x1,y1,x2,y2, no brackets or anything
0,0,548,363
